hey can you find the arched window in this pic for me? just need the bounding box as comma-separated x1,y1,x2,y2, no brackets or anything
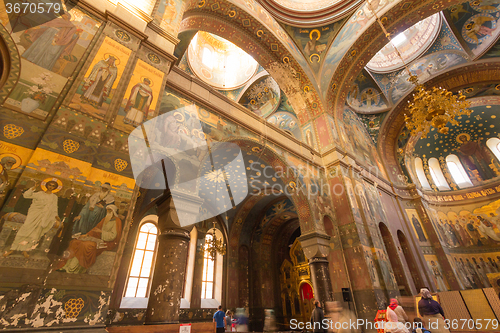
202,47,213,69
124,223,158,298
487,137,500,163
181,227,197,308
445,154,472,188
428,158,450,191
414,157,432,190
202,233,216,299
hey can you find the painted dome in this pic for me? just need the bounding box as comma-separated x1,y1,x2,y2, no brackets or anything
187,31,258,90
366,13,441,73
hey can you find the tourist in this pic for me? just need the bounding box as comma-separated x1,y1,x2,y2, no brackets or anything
385,299,409,333
213,305,226,333
418,288,449,333
310,300,325,333
225,310,232,332
389,298,409,323
412,318,431,333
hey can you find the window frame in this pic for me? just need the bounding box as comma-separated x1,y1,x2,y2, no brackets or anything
445,154,473,188
123,221,158,299
486,137,500,163
428,157,450,191
201,232,216,299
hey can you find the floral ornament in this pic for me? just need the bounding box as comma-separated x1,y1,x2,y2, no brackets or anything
3,124,24,139
64,298,85,318
114,159,128,172
25,72,55,105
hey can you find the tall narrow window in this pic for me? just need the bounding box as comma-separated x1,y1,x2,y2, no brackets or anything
428,158,450,191
446,154,472,188
487,138,500,163
202,233,215,299
124,223,158,298
414,157,432,190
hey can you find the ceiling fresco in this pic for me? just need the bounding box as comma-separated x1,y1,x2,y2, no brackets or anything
239,75,281,118
271,0,340,12
444,0,500,57
347,69,389,113
357,112,388,145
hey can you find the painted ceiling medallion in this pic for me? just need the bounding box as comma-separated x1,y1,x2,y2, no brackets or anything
259,0,363,27
366,13,441,73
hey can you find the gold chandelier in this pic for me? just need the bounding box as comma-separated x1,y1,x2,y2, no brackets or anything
368,3,472,138
205,221,226,260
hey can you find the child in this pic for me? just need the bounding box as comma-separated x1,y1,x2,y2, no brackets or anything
412,317,431,333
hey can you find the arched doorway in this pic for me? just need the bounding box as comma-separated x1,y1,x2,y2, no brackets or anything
379,223,411,296
397,230,425,292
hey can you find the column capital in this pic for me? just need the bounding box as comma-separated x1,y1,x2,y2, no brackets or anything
298,231,331,260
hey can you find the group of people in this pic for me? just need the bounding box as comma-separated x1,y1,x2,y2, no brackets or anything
213,306,248,333
308,288,447,333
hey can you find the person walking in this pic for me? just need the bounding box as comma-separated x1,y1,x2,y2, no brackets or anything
310,300,326,333
385,300,409,333
389,298,409,324
213,305,226,333
418,288,449,333
225,310,232,332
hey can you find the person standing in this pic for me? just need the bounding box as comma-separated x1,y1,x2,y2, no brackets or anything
225,310,232,332
213,305,226,333
389,298,409,324
310,300,326,333
418,288,449,333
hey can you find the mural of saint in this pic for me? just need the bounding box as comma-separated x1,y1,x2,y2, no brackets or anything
453,220,473,246
411,214,427,242
22,13,81,71
57,205,122,274
466,218,482,246
123,78,154,126
80,56,118,108
477,216,500,242
454,134,495,180
3,179,61,258
72,182,115,235
0,156,17,195
429,261,447,291
464,15,496,44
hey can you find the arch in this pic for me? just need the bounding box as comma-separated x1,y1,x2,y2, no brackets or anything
0,23,21,103
397,230,425,292
445,154,472,188
379,223,411,296
428,158,450,191
414,157,432,190
487,137,500,163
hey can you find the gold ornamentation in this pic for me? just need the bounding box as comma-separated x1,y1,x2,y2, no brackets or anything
64,298,84,318
63,139,80,154
114,159,128,172
115,30,131,42
3,124,24,139
41,177,63,193
309,54,320,63
147,53,161,64
228,10,236,17
256,30,264,37
205,221,226,260
309,29,320,40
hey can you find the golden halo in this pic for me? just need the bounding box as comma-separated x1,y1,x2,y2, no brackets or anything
309,29,321,41
282,57,290,64
41,177,63,193
140,76,153,87
103,53,120,65
250,99,256,105
309,54,320,63
456,133,471,143
173,111,185,122
0,153,22,170
256,30,264,37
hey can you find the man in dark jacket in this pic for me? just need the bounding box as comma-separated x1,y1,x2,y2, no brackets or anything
310,300,326,333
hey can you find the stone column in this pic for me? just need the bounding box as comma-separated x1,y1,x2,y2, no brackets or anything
309,257,334,305
145,190,202,324
299,232,334,305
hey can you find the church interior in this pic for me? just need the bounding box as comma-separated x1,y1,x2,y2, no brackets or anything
1,0,500,331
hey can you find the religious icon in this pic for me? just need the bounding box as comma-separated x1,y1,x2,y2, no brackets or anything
3,178,62,258
80,55,119,108
72,182,115,235
123,77,154,126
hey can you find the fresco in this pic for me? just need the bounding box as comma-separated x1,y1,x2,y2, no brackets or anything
405,208,429,244
154,0,185,36
347,70,388,113
424,254,450,291
114,59,165,132
4,7,101,119
339,107,387,178
301,122,317,150
357,112,386,144
389,51,468,103
283,22,344,74
0,141,34,207
448,251,499,289
267,111,300,139
445,0,500,57
482,38,500,58
461,82,500,98
69,36,132,120
326,114,339,144
0,148,134,280
320,0,398,94
344,176,362,224
239,76,281,118
409,104,500,183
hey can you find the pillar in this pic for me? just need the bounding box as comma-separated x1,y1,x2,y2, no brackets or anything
309,257,334,305
190,228,207,309
145,191,191,324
